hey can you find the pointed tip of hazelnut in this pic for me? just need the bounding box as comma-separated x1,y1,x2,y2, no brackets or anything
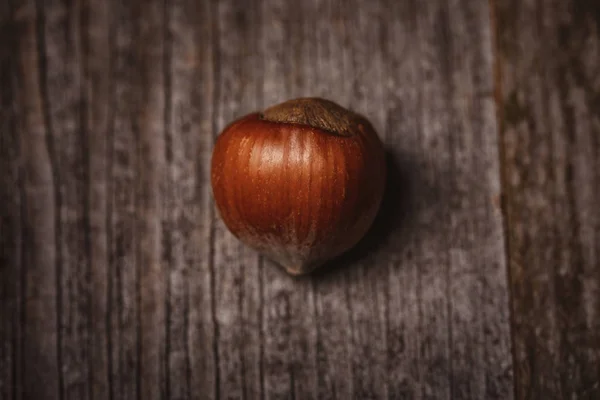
260,97,367,137
284,266,305,276
280,260,321,276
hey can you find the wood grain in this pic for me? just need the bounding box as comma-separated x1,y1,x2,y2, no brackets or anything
83,0,111,397
167,0,217,399
494,0,600,398
110,2,140,397
14,1,62,398
41,0,90,397
0,2,19,399
0,0,517,399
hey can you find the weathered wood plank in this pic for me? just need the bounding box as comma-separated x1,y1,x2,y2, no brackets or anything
494,0,600,397
0,3,19,399
135,1,168,399
165,1,218,399
412,2,456,397
40,0,90,397
13,0,61,398
166,0,217,399
109,1,169,399
380,0,423,398
378,0,512,397
109,1,141,398
445,1,513,398
340,1,389,398
82,0,112,397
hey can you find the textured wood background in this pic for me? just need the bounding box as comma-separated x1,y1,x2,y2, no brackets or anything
0,0,597,399
495,0,600,398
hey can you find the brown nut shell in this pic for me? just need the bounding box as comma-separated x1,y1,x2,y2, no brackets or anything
210,98,386,275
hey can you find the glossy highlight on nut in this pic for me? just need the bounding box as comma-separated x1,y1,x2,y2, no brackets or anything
210,97,386,275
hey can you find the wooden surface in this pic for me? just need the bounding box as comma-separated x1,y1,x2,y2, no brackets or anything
0,1,596,400
494,0,600,398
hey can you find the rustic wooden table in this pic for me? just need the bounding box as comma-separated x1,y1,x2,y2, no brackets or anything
1,0,598,399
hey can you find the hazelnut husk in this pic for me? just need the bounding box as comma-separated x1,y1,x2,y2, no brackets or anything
210,97,386,275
